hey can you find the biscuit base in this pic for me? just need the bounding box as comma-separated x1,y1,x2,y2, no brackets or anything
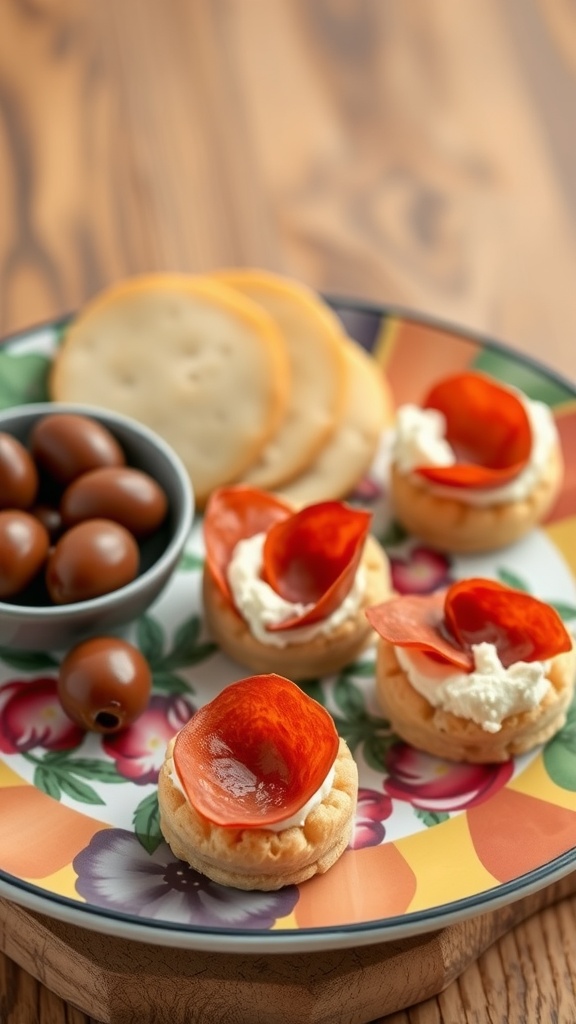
158,737,358,890
202,535,392,680
390,441,564,553
375,640,576,763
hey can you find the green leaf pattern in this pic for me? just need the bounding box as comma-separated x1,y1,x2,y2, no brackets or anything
133,792,164,854
0,352,52,408
305,660,397,773
542,699,576,791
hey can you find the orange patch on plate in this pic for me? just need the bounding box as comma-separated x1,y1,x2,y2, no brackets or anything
0,785,107,878
294,844,417,927
373,318,480,409
544,402,576,524
466,788,576,883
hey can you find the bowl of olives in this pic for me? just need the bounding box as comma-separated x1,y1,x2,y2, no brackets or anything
0,402,194,650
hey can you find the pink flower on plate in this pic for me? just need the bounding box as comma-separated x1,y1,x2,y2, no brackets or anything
351,787,393,849
103,694,195,785
390,545,452,595
384,743,514,811
0,678,84,753
350,476,383,503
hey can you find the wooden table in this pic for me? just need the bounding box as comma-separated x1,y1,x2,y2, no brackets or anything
1,2,576,1021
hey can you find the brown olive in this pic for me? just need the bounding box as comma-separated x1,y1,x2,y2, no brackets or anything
0,510,50,598
30,504,64,544
29,413,125,485
60,466,168,538
0,433,39,509
46,519,139,604
58,636,152,733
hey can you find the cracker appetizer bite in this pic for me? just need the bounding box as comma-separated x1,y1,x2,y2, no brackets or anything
390,371,563,552
202,485,391,679
366,579,575,763
158,673,358,890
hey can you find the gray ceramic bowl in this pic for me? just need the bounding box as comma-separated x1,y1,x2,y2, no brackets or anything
0,402,194,651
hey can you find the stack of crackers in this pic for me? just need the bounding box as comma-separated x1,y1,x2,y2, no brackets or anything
50,269,394,506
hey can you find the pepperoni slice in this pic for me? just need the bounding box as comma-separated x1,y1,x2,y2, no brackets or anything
172,674,339,828
415,372,532,488
366,578,572,671
444,578,572,668
204,486,372,633
365,590,473,669
262,502,371,630
203,485,291,601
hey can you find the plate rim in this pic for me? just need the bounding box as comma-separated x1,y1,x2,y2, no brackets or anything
325,294,576,397
0,844,574,953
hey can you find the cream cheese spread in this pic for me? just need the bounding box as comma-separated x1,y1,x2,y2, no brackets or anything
392,397,557,506
395,642,551,733
227,532,365,646
168,753,336,832
393,404,455,473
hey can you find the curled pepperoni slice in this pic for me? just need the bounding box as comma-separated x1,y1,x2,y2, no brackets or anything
204,485,372,633
365,590,473,669
204,485,291,601
444,578,572,668
366,578,572,670
262,501,371,630
416,372,532,488
172,673,339,828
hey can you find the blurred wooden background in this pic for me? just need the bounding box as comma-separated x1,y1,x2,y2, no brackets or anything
1,1,576,1022
2,0,576,380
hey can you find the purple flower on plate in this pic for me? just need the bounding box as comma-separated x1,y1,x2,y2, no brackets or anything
0,677,84,753
384,743,514,811
102,694,195,785
74,829,298,929
351,787,393,849
390,545,453,595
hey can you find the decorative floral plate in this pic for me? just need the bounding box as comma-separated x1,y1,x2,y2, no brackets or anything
0,302,575,954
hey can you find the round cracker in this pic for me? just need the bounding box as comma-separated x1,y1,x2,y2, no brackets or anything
389,439,564,553
211,268,347,490
375,639,576,763
275,337,395,504
49,274,290,506
202,535,391,680
159,737,357,890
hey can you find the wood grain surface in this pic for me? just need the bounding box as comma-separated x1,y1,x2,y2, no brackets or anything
1,1,576,1022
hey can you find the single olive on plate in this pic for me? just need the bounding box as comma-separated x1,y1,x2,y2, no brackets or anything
58,636,152,733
